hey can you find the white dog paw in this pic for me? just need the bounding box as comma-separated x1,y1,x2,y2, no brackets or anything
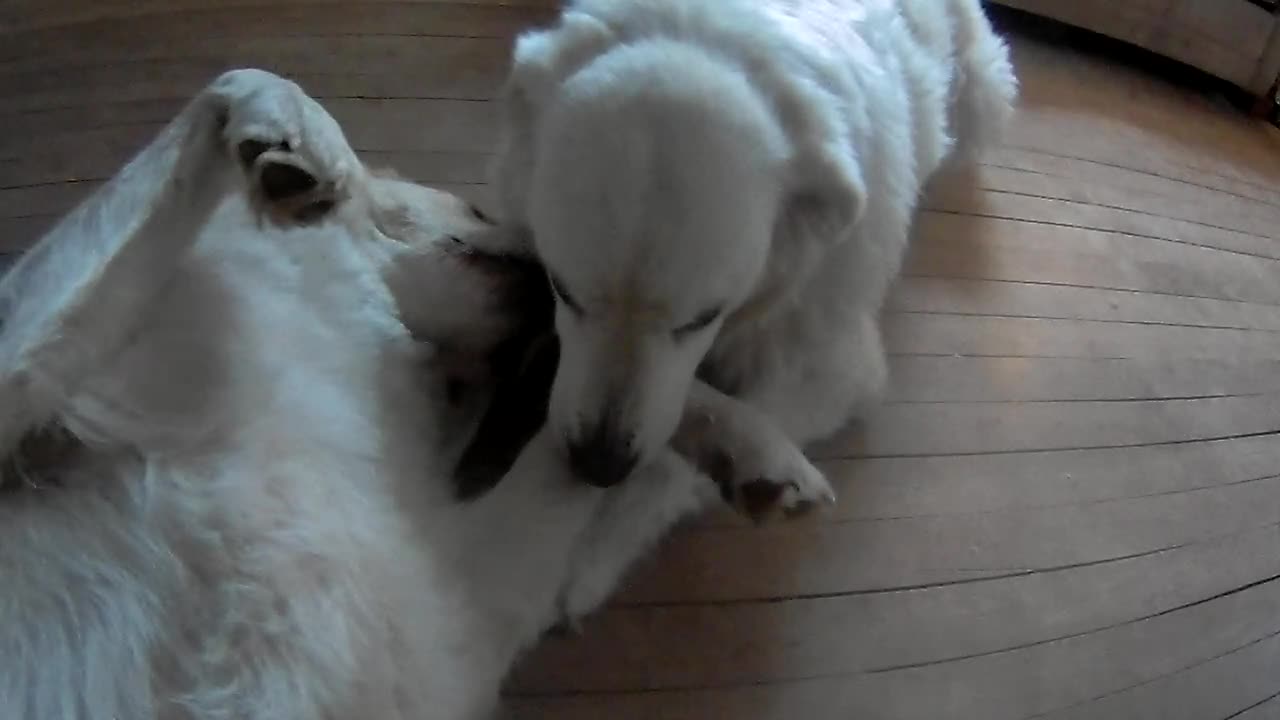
714,437,835,523
674,402,836,523
207,69,360,225
552,565,617,633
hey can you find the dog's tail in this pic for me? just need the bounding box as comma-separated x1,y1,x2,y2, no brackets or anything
947,0,1019,160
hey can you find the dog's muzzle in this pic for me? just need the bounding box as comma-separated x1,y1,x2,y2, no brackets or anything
566,423,639,488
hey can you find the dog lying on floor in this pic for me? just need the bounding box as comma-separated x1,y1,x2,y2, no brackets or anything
489,0,1017,490
0,70,809,720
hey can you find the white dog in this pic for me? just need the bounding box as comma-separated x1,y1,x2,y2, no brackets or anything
491,0,1017,492
0,70,802,719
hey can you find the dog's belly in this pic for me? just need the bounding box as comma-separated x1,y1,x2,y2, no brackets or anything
44,219,495,718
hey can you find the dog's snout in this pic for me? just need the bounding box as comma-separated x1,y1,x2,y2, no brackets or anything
566,424,639,488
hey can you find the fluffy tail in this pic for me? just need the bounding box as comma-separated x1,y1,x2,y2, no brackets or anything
948,0,1019,159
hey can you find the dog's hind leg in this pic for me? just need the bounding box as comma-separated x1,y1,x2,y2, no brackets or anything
0,97,231,458
0,69,361,457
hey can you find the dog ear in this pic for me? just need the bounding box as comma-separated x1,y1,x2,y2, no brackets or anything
779,139,867,246
493,13,615,222
505,12,616,119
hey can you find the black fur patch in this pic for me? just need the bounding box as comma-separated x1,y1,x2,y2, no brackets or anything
259,162,318,202
454,333,560,500
0,422,81,494
236,139,273,168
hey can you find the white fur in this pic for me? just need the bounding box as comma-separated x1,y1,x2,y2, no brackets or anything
492,0,1018,491
0,70,772,720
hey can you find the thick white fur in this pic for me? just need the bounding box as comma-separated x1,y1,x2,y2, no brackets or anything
0,70,773,719
492,0,1018,492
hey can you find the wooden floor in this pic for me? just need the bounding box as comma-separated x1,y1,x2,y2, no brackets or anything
5,2,1280,718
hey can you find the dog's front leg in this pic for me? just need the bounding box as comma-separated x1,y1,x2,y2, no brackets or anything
553,449,716,627
729,310,888,445
0,69,360,457
553,381,837,627
671,379,836,522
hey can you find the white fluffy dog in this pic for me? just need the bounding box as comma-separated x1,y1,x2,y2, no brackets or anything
491,0,1018,493
0,70,800,719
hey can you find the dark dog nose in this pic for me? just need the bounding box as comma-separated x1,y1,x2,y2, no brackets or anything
566,429,639,488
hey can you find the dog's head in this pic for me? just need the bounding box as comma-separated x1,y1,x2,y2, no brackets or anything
518,39,866,487
367,173,551,385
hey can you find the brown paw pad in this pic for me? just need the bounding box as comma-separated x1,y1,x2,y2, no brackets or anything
259,161,318,202
738,479,786,522
237,138,280,168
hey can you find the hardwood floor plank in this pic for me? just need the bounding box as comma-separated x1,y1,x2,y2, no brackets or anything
926,189,1280,261
1036,629,1280,720
1233,693,1280,720
507,579,1280,719
510,523,1280,694
0,3,547,68
0,180,98,217
907,214,1280,307
889,277,1280,332
984,148,1280,233
617,473,1280,603
0,215,55,253
815,393,1280,458
971,164,1280,241
886,356,1280,403
811,434,1280,523
0,0,560,35
0,35,516,111
883,314,1280,360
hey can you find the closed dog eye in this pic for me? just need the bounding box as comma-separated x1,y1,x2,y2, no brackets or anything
672,306,722,340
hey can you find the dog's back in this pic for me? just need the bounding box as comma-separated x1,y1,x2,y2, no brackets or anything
548,0,1015,338
556,0,1015,169
495,0,1016,449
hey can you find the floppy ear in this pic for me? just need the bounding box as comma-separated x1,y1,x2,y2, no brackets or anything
492,13,616,222
779,138,867,246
